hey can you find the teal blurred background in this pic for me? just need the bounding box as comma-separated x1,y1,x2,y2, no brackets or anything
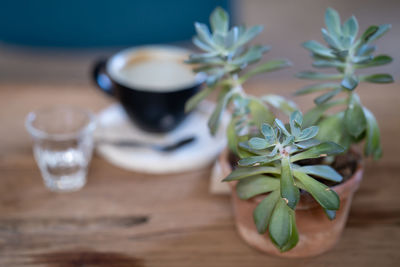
0,0,398,85
0,0,230,47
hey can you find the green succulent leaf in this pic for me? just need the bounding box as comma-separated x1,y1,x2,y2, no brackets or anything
289,110,302,137
240,59,291,82
295,139,321,149
223,166,280,181
261,123,276,140
312,59,344,68
290,142,344,162
224,27,240,48
294,171,340,210
291,110,303,125
352,55,372,64
227,118,239,155
236,175,280,200
296,71,344,80
186,52,221,63
325,7,342,37
345,93,366,138
363,107,382,159
317,112,351,150
232,45,269,65
268,146,279,157
355,55,393,68
296,8,391,160
253,190,280,234
213,31,226,47
314,87,342,105
238,142,269,156
280,157,300,210
237,135,254,158
194,22,214,47
238,155,266,166
269,198,292,249
297,126,319,141
359,73,394,83
249,137,269,150
361,24,391,44
295,83,341,96
342,16,358,41
210,7,229,34
192,37,214,52
208,90,232,135
357,44,376,56
238,154,281,166
282,135,295,147
249,98,275,127
332,50,349,58
317,112,344,140
280,210,299,252
274,119,291,136
321,28,342,50
302,40,335,58
235,25,264,47
361,26,379,43
341,36,353,49
296,165,343,182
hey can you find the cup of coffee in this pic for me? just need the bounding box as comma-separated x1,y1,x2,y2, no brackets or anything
92,46,204,133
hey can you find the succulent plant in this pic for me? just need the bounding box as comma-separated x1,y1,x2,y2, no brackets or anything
223,110,344,251
296,7,394,159
185,7,295,149
184,6,391,254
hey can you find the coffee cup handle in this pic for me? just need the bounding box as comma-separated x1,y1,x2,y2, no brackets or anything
92,59,114,96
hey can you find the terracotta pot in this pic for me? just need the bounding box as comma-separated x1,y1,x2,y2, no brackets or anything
218,148,363,258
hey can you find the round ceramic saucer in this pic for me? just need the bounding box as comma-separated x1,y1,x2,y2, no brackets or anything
94,101,227,174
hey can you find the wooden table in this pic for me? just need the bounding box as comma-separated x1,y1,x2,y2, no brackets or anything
1,82,399,266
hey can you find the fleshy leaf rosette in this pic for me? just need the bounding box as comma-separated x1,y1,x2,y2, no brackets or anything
224,111,344,251
185,7,294,140
295,7,393,159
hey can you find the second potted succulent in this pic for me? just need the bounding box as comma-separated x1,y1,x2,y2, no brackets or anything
185,7,393,257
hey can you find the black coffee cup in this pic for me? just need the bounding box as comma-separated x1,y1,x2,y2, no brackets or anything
92,46,204,133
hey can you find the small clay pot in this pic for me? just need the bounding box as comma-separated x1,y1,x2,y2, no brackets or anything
218,148,363,258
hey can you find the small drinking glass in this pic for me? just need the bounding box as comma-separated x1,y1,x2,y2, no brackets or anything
26,106,96,192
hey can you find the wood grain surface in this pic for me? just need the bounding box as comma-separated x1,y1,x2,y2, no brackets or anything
0,81,399,266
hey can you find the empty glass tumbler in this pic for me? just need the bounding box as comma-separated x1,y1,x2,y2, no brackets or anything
26,106,96,192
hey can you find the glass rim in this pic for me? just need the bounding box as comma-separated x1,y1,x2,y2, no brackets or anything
25,105,96,141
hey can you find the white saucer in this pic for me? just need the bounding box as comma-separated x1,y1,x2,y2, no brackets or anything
94,101,227,174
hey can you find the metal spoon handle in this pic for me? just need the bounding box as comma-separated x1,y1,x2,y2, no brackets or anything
97,136,196,152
